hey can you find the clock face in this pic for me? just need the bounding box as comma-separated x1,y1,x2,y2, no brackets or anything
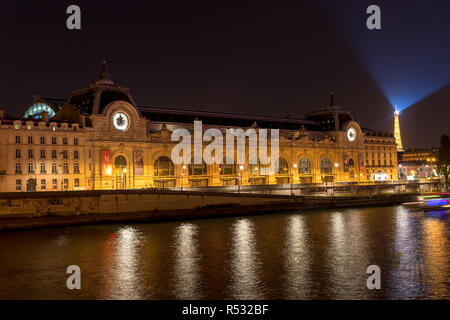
347,127,356,142
113,112,129,131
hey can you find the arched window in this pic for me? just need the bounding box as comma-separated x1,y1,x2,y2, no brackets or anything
299,158,312,174
154,156,174,176
348,158,355,167
320,158,333,174
114,155,127,168
189,162,207,176
276,157,289,175
220,159,237,175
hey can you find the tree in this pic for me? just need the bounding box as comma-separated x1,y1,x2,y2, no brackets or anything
436,135,450,191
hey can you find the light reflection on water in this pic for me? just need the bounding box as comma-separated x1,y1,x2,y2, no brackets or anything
171,223,202,299
283,215,312,299
229,218,262,299
0,206,448,299
102,226,144,299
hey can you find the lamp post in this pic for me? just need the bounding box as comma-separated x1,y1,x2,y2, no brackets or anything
238,165,244,193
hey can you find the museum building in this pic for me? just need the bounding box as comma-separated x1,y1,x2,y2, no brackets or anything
0,62,398,192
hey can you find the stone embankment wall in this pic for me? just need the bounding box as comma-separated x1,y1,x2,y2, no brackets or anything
0,189,419,231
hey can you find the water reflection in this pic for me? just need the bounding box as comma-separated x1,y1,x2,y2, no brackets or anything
423,216,450,298
229,218,263,299
283,215,312,299
388,207,425,299
0,206,448,299
171,223,202,299
105,226,143,299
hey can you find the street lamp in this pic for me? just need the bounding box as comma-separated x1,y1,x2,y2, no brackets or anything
238,165,244,193
291,163,297,196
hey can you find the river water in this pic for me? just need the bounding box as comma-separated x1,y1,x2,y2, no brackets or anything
0,206,448,299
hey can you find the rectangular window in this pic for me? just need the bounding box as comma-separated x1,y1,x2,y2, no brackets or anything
52,179,57,190
52,137,57,144
40,136,45,144
74,163,79,174
74,138,78,145
15,136,21,144
63,150,68,159
74,178,79,188
15,163,21,174
74,150,79,159
40,149,46,158
28,163,34,174
40,162,46,174
28,136,33,144
41,179,46,190
28,149,33,158
52,150,57,159
16,149,21,158
63,137,67,145
88,150,91,159
63,163,69,174
52,163,57,174
63,178,69,190
16,180,22,191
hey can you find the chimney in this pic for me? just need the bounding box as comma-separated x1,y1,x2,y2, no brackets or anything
41,111,49,122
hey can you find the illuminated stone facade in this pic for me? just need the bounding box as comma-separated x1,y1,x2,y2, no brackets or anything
0,63,398,192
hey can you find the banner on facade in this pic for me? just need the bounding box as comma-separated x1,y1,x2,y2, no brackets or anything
101,149,112,176
134,150,144,175
359,153,365,174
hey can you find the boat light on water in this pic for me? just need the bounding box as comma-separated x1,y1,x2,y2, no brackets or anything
403,193,450,211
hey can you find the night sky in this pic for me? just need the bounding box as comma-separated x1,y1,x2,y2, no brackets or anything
0,0,448,148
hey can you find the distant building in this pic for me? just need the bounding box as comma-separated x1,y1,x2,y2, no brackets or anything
0,62,399,192
398,148,438,180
